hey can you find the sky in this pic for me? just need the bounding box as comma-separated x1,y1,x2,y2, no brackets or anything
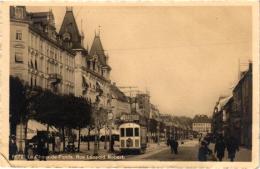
27,6,252,118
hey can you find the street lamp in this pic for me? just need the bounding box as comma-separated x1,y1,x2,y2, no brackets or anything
164,128,167,142
104,119,108,150
108,107,114,153
157,123,160,145
93,94,102,156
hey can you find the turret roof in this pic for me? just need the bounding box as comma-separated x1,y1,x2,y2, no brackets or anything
89,35,106,65
59,9,83,49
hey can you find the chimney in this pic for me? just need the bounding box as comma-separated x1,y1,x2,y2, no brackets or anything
249,62,252,72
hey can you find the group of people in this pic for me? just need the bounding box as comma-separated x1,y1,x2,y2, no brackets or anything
167,137,179,155
198,134,240,162
9,133,60,161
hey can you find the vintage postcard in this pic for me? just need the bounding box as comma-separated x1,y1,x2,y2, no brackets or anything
0,0,259,168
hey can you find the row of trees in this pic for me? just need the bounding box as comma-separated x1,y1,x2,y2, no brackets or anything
10,76,92,152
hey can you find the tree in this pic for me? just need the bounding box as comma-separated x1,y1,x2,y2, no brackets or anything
62,95,92,152
9,76,26,135
33,92,92,152
10,76,44,154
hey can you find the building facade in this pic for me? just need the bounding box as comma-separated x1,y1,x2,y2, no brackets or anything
10,6,75,94
212,63,252,149
10,6,113,152
10,6,112,106
192,115,211,136
110,83,130,124
58,8,111,109
233,63,252,148
135,93,150,119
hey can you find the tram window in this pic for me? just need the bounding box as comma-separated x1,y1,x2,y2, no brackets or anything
120,128,125,137
126,128,133,137
134,128,139,136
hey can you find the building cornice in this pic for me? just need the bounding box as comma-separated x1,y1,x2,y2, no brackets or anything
28,25,76,56
81,66,111,83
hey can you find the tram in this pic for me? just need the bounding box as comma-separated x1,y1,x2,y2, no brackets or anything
119,114,147,154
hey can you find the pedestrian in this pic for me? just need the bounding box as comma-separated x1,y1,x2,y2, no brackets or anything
55,136,61,154
51,133,55,153
214,135,226,161
27,144,35,160
226,136,239,162
198,134,202,143
173,139,179,154
9,135,17,160
110,135,115,152
37,137,47,161
204,135,211,146
167,137,170,146
198,140,212,161
169,137,174,154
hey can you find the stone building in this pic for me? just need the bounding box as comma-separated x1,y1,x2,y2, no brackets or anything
233,63,252,148
135,93,150,119
192,115,211,136
10,6,75,94
59,8,111,109
10,6,113,151
212,96,231,137
212,63,252,149
110,83,130,124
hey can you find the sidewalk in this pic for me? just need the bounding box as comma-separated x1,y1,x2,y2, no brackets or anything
209,143,252,161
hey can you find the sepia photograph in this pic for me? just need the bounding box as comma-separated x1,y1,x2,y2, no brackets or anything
2,1,259,167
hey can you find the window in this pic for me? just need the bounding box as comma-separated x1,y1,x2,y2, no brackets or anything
35,60,38,70
134,128,139,136
126,128,133,137
16,31,22,40
15,7,24,19
87,61,91,69
120,128,125,137
30,77,33,87
93,61,96,71
15,52,23,63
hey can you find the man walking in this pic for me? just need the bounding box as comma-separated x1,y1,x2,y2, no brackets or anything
9,135,17,160
214,135,225,161
226,136,239,162
170,137,179,154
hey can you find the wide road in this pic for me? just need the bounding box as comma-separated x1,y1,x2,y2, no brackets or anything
125,139,251,161
126,140,199,161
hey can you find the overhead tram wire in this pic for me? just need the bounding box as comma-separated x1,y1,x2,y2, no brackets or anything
99,39,250,52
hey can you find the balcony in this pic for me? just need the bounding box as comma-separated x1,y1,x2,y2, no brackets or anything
48,73,62,84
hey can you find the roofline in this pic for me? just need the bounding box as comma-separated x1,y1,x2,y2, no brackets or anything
81,66,111,83
233,68,252,92
29,25,76,56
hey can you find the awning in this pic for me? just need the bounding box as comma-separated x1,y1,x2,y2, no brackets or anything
27,120,47,139
27,120,59,139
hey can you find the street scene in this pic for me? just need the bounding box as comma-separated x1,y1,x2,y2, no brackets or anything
9,5,252,162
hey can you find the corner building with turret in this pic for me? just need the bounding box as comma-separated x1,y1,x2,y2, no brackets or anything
10,6,112,151
59,7,112,109
10,6,112,107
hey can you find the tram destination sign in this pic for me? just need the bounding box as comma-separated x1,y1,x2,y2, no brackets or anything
120,114,139,122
